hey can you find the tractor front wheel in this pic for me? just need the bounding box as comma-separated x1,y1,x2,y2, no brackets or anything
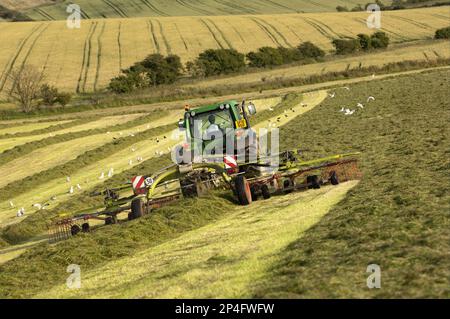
235,176,252,205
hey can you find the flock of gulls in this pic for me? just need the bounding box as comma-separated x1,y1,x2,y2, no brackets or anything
12,131,172,218
327,85,376,116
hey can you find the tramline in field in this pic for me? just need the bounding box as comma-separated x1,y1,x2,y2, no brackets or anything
49,99,361,241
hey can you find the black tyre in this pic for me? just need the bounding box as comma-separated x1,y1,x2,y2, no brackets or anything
71,225,81,236
261,185,271,199
330,171,339,185
251,187,258,202
307,175,321,189
105,217,114,225
130,198,145,220
235,176,252,205
283,179,293,193
81,223,90,233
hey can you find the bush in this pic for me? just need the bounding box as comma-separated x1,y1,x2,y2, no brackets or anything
357,33,372,50
40,84,59,106
371,31,390,49
336,5,349,11
247,46,304,68
435,26,450,39
56,92,72,107
297,41,325,59
192,49,246,77
247,47,284,68
332,39,362,55
109,54,182,93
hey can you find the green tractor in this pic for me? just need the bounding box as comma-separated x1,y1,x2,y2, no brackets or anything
175,100,258,165
50,99,362,241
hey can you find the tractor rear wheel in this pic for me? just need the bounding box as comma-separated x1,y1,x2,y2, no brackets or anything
330,171,339,185
130,198,145,220
235,176,252,205
261,185,271,199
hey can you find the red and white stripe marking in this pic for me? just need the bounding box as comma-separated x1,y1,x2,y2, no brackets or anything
224,155,238,169
131,176,146,190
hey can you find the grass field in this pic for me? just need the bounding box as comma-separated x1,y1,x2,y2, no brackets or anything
36,182,359,298
22,0,386,20
0,7,448,93
0,68,447,298
0,95,295,229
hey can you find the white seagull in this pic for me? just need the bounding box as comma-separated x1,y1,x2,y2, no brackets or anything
345,109,355,115
108,168,114,178
77,184,82,190
69,186,74,194
99,172,105,179
329,92,336,98
9,201,14,208
357,103,364,109
66,176,71,182
129,159,133,165
367,96,375,102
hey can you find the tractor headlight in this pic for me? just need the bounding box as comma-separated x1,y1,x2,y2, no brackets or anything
190,111,196,117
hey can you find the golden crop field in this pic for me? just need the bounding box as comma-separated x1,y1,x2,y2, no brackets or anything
22,0,388,20
0,7,448,93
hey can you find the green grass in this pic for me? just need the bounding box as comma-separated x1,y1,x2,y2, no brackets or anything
251,68,450,298
36,182,359,298
25,0,379,20
0,110,167,165
0,68,448,298
0,192,235,298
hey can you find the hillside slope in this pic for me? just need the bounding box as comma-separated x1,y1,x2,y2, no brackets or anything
24,0,386,20
0,7,448,93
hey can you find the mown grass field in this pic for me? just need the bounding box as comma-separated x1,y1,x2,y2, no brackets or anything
22,0,386,20
0,68,447,298
0,7,448,93
0,95,289,230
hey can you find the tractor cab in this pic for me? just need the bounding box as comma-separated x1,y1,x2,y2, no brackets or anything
178,100,257,161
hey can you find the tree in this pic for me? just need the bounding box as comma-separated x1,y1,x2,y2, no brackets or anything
8,65,45,113
108,53,183,93
297,41,325,58
247,47,284,68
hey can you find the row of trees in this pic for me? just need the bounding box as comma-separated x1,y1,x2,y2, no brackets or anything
108,32,391,94
336,0,446,12
109,41,326,93
333,32,390,55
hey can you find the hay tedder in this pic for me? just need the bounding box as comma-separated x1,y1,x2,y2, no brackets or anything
49,100,361,242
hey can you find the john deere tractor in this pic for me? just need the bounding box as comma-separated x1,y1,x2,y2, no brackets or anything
175,100,257,164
